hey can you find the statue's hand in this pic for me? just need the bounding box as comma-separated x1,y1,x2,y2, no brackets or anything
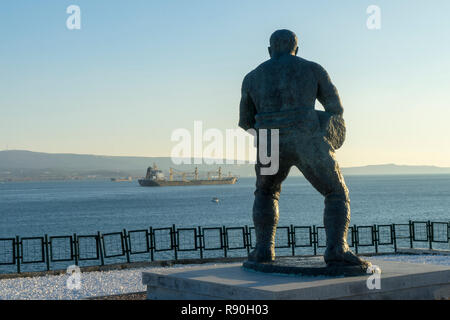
316,111,346,150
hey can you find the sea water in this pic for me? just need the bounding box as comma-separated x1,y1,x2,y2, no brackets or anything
0,175,449,237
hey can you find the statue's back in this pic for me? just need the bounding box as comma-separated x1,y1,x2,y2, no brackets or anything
246,55,319,114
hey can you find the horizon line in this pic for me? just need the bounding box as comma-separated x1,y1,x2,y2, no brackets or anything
1,149,449,169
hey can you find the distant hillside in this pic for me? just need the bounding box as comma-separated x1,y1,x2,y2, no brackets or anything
0,150,174,172
0,150,449,181
342,164,450,175
0,150,254,181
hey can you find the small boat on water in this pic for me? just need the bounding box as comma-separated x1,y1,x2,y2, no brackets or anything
212,197,220,203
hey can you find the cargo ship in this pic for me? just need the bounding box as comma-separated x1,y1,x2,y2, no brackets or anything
138,164,237,187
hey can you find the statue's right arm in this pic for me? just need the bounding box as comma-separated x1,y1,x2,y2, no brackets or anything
313,63,344,116
238,75,257,131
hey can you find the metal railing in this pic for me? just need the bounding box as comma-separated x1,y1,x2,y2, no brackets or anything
0,220,448,274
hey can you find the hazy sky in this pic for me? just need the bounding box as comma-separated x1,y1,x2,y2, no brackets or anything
1,1,449,167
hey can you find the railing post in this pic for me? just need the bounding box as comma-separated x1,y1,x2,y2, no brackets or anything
222,226,228,258
312,225,317,256
15,235,21,274
409,220,414,249
149,227,154,262
123,229,130,263
354,224,359,254
172,224,178,261
244,225,250,255
392,224,397,253
373,225,378,254
44,234,50,271
73,233,79,266
427,221,433,250
97,231,104,266
198,226,203,259
290,225,295,257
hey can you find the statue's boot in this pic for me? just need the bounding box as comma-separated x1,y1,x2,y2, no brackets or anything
248,192,279,262
323,194,371,269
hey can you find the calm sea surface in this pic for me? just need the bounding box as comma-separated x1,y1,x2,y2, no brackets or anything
0,175,449,237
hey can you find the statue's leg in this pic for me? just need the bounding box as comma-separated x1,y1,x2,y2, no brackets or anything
248,161,291,262
296,138,370,268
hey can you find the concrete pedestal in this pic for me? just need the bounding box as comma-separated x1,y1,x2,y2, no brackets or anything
142,257,450,300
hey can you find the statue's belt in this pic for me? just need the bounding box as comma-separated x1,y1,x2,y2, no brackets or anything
254,107,315,129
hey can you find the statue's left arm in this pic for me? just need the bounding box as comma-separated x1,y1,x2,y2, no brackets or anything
238,74,257,131
313,63,344,116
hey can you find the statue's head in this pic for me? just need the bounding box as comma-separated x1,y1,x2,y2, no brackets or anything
268,29,298,58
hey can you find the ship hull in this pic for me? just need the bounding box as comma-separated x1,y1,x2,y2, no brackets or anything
138,177,237,187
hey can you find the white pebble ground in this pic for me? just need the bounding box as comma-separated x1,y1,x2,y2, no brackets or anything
0,254,449,300
0,264,208,300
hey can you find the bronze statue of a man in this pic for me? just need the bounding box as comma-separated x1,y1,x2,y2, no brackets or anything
239,29,369,268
